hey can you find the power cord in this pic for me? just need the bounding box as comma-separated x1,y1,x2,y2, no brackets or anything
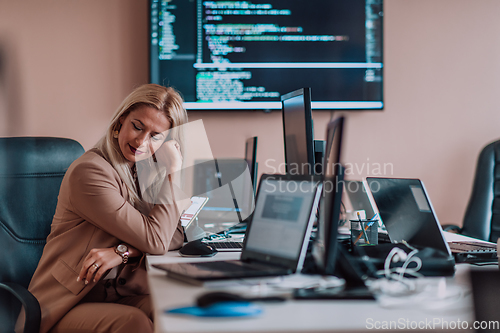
369,242,466,312
370,243,423,296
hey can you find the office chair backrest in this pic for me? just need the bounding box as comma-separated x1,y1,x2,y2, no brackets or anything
462,139,500,242
0,137,84,287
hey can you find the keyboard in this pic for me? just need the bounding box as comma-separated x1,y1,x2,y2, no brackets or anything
189,260,290,275
454,251,498,264
448,241,498,264
203,240,243,251
447,241,497,253
190,261,258,272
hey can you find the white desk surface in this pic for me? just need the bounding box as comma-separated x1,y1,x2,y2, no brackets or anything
147,232,497,333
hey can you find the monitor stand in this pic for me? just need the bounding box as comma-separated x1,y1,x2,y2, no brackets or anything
294,245,376,300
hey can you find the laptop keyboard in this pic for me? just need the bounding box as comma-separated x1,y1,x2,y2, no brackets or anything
191,260,287,274
204,241,243,249
192,261,257,272
448,241,497,253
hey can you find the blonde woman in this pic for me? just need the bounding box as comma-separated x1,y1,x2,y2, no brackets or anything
19,84,191,333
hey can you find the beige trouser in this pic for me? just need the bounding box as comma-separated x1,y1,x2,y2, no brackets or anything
49,279,154,333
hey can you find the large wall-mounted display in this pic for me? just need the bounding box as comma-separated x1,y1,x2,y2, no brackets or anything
149,0,383,111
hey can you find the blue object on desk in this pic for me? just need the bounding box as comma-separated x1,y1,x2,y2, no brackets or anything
166,302,263,317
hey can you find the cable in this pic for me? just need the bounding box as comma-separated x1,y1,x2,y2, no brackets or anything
369,242,467,311
370,245,423,295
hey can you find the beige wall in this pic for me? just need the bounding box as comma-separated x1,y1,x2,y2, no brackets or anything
1,0,499,226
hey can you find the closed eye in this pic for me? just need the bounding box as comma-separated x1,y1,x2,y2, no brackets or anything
151,134,163,142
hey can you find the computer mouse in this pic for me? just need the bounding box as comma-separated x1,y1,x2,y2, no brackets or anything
179,239,217,257
196,291,287,307
196,291,245,307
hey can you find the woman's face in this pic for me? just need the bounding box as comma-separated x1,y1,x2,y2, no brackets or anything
118,105,171,166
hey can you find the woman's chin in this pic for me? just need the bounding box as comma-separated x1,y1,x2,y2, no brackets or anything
122,152,139,164
122,151,151,164
133,153,151,163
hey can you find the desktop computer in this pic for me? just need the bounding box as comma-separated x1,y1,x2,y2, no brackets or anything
282,87,315,175
297,116,375,299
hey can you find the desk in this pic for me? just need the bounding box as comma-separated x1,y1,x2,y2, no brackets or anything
146,233,496,333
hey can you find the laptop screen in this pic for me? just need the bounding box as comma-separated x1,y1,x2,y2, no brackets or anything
366,177,451,255
242,174,322,269
344,180,376,219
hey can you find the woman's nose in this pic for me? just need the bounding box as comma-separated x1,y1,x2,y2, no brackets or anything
135,133,149,146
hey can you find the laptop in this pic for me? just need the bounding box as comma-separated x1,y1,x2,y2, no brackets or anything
344,180,377,220
186,158,257,251
365,177,497,263
183,205,246,252
179,196,244,252
154,174,323,285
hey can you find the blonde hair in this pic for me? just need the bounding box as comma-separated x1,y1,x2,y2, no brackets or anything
94,84,188,210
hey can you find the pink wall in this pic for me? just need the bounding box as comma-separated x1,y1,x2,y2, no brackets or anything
1,0,500,226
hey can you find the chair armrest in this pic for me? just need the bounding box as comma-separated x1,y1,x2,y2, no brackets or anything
0,282,41,333
442,224,462,234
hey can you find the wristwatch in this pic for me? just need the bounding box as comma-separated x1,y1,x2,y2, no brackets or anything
114,244,129,264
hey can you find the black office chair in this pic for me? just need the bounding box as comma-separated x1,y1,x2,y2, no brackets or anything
0,137,84,333
444,139,500,243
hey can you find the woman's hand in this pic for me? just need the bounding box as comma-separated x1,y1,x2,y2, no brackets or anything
77,247,122,285
153,139,183,175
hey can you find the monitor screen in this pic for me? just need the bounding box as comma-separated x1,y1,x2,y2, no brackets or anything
149,0,384,111
244,176,319,262
244,136,258,192
192,158,254,225
314,116,344,275
282,88,315,175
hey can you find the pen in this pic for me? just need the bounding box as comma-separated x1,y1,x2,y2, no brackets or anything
357,211,370,244
353,220,375,245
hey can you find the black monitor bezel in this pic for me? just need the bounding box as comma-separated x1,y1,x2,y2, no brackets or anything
244,136,258,193
320,117,345,275
282,87,315,175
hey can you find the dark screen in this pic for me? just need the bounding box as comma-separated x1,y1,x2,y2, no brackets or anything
282,88,314,175
315,117,344,275
366,177,451,255
244,136,258,192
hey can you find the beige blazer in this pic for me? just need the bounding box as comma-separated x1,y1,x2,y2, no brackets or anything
23,149,189,333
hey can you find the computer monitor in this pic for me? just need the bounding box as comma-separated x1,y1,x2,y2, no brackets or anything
299,117,373,299
148,0,384,111
244,136,258,193
192,158,255,227
282,87,315,175
314,117,345,275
